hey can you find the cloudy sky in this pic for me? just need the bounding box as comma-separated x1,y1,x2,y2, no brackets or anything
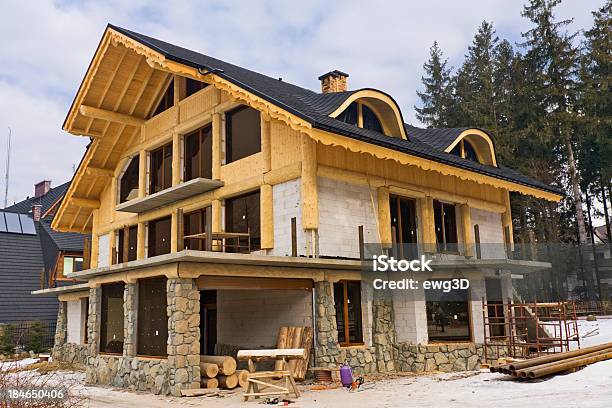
0,0,602,205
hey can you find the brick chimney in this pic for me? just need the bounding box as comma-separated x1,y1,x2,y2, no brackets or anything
32,204,42,221
318,70,349,93
34,180,51,198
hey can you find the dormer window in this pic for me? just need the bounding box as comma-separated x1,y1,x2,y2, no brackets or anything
336,102,383,133
450,139,480,164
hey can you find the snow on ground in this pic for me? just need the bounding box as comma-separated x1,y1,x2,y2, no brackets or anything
0,357,39,371
2,318,611,408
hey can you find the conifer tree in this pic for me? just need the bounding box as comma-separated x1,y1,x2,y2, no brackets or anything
415,42,454,127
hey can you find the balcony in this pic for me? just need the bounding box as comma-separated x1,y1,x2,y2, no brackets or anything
116,178,223,213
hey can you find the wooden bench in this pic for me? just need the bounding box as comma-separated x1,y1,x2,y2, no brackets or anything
237,348,306,401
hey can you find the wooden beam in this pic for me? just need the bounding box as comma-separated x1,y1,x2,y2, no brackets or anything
460,204,474,258
86,167,114,178
212,112,222,180
80,105,144,127
377,186,391,246
301,134,318,230
70,128,103,138
260,184,274,249
72,197,101,209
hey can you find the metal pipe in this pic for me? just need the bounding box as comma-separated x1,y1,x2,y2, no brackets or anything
516,348,612,378
508,342,612,371
528,350,612,378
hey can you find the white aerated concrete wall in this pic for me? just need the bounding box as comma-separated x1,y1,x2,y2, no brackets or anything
216,289,313,348
66,299,84,344
317,177,379,259
392,283,428,344
470,208,505,259
270,179,308,256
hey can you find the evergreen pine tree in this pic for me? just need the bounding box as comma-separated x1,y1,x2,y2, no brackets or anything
415,41,454,127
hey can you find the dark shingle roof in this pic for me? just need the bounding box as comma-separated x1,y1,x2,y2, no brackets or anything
39,220,85,252
404,125,468,151
0,226,59,325
4,181,70,217
106,25,562,196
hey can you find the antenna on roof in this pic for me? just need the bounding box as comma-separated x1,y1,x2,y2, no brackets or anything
3,127,10,209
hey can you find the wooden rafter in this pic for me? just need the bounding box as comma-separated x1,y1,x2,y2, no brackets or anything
80,105,144,127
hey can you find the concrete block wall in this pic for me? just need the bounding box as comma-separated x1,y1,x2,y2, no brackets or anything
317,177,379,259
468,273,486,344
269,179,308,256
66,299,85,344
392,284,428,344
216,289,313,348
471,208,505,259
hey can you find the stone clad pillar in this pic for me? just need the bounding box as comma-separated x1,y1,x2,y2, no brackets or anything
53,301,67,348
123,282,138,356
87,287,101,357
313,281,341,367
372,291,397,372
167,278,200,396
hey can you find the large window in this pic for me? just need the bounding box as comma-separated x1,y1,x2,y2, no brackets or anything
426,280,471,342
100,283,125,354
390,195,418,258
184,208,208,250
334,280,363,346
225,191,260,251
148,216,171,257
119,156,139,203
362,104,383,132
434,200,458,253
150,142,173,194
117,225,138,263
152,79,174,117
184,125,213,181
450,139,480,163
185,78,208,98
137,277,168,356
225,106,261,163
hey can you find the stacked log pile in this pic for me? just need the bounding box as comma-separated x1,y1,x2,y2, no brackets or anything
491,342,612,379
200,355,243,389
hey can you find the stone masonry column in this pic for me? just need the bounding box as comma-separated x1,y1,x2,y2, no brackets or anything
314,281,342,367
167,278,200,396
53,301,67,349
123,282,138,356
86,286,101,384
372,291,397,372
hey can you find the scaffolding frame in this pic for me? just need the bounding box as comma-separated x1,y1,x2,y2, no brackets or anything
482,298,580,363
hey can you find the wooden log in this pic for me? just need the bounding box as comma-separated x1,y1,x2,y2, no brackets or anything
200,362,219,378
237,370,249,388
218,373,239,389
237,348,307,362
200,355,236,375
295,327,313,380
201,377,219,389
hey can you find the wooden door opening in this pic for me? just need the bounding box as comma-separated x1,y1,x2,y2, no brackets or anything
200,290,217,355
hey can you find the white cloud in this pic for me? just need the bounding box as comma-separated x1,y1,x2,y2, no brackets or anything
0,0,602,204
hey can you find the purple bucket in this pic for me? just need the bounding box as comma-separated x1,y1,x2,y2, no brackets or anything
340,363,353,387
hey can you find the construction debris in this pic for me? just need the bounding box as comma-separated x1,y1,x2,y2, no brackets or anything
491,341,612,379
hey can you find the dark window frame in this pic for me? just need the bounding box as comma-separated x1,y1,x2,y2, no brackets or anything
99,282,125,354
148,216,172,258
119,155,140,203
151,78,174,117
361,104,383,133
117,225,138,263
425,280,472,343
390,195,419,258
185,78,209,98
333,280,363,346
225,106,261,163
184,124,213,181
433,200,458,253
184,207,209,250
137,277,168,357
149,142,173,194
225,190,261,251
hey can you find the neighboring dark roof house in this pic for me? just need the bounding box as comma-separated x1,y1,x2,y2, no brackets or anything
0,181,87,333
594,225,610,244
105,25,562,196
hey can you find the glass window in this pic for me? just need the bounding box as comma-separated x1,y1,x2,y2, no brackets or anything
152,79,174,117
390,195,418,258
225,106,261,163
62,256,84,278
334,280,363,345
100,283,125,354
186,78,209,97
225,191,260,251
434,200,458,253
63,257,74,276
337,102,358,126
362,104,383,133
4,212,21,233
120,156,140,203
138,277,168,356
19,214,36,234
426,280,471,341
184,125,213,181
463,140,479,162
0,212,6,232
118,226,138,262
149,143,173,194
184,208,207,250
148,216,171,257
